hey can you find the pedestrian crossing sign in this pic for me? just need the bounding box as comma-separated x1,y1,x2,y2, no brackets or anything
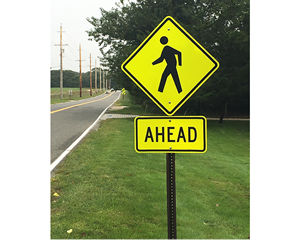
121,16,219,115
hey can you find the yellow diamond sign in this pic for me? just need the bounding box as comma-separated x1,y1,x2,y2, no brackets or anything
121,16,219,115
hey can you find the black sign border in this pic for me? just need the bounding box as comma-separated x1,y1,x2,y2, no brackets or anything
122,16,218,115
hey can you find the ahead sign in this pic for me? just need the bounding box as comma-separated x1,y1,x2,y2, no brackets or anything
121,16,219,115
134,116,207,153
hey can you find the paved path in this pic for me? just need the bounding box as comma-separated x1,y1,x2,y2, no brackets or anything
51,91,120,163
101,113,139,120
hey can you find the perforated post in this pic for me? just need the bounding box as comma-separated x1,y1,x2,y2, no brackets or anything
166,153,177,239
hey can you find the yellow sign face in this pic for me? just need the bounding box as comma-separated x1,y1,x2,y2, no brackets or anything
134,116,207,153
121,16,219,115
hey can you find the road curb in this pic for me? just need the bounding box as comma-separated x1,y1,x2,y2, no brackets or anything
50,91,121,172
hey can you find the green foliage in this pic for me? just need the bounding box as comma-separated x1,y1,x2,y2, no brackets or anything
51,70,78,88
87,0,249,116
51,69,115,89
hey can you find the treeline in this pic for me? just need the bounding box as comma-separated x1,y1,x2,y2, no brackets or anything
51,70,78,88
51,70,117,89
87,0,249,117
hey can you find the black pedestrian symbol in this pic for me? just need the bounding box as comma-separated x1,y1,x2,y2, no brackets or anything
152,36,182,93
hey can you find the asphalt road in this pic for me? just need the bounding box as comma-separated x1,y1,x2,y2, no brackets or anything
51,91,121,163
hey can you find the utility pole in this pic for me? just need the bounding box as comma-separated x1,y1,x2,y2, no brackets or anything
103,69,106,92
89,53,92,96
59,25,63,99
106,71,109,90
104,70,106,91
103,70,105,91
54,24,67,99
107,71,109,90
99,67,102,91
76,44,85,97
105,71,107,91
107,75,109,90
79,44,82,97
95,59,97,93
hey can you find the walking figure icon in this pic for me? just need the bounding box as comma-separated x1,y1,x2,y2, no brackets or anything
121,16,219,115
152,36,182,93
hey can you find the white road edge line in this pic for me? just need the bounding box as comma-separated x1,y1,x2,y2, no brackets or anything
50,91,121,172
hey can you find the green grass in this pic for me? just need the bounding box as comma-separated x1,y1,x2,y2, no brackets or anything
51,119,249,239
51,88,105,104
107,91,161,115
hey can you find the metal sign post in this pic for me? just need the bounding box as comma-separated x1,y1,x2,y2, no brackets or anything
134,116,207,238
122,16,219,239
166,153,177,239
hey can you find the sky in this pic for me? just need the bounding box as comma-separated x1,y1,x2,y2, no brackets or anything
51,0,119,72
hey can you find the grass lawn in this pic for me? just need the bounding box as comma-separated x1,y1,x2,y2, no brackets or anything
51,118,249,239
107,91,162,115
51,88,105,104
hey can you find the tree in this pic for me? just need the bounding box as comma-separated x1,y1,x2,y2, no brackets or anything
51,70,79,88
87,0,249,118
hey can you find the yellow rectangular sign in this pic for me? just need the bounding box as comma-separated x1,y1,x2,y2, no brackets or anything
134,116,207,153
